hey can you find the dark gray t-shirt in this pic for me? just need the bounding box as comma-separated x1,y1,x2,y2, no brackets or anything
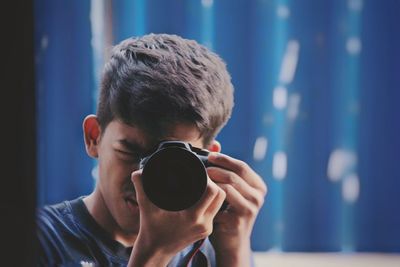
37,197,215,266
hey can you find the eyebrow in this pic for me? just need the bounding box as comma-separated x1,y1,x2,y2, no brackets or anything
117,139,147,155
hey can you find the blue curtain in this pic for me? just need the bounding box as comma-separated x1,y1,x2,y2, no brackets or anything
35,0,94,206
35,0,400,252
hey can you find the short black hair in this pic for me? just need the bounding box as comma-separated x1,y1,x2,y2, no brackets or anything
97,33,234,145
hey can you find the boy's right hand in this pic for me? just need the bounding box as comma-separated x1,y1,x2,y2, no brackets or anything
128,169,226,267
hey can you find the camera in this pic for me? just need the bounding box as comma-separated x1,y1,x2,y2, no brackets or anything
139,141,219,211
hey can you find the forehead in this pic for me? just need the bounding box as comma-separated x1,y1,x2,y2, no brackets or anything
102,120,203,149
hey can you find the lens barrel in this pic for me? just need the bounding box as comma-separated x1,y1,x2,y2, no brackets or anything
141,143,208,211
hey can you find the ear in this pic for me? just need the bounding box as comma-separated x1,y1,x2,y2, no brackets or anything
207,140,221,153
83,115,101,158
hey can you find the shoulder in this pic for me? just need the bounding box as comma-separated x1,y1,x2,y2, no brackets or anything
37,199,78,238
36,198,84,265
38,200,71,223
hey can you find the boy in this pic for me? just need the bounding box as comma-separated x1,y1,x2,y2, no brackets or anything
37,33,267,267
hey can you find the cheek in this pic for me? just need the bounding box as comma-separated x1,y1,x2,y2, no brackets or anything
98,151,137,186
97,151,121,187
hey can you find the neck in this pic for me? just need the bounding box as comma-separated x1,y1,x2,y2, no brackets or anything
83,189,138,247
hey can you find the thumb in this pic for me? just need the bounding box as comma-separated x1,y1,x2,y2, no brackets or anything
131,170,148,207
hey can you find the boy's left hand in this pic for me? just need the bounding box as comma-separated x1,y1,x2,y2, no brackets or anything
207,152,267,267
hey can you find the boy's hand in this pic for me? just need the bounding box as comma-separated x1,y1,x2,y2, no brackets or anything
128,170,226,267
207,152,267,267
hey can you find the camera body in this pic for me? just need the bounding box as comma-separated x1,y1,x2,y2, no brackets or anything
139,141,215,211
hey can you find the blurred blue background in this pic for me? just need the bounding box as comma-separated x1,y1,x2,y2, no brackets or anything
35,0,400,252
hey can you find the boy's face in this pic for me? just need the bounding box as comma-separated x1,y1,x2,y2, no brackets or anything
94,119,204,236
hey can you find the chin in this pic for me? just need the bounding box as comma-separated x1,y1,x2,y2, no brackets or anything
122,222,140,236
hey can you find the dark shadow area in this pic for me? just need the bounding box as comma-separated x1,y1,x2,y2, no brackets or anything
0,0,36,265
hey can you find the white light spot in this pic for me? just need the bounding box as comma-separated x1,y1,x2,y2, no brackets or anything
201,0,213,8
287,93,301,120
342,174,360,203
90,0,107,84
276,5,290,19
348,0,363,11
273,151,287,180
327,149,357,182
279,40,300,84
90,0,104,50
91,165,99,181
41,35,48,50
273,86,287,109
253,137,268,161
346,37,362,55
80,260,95,267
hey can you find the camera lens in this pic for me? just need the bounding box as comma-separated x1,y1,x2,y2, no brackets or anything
142,147,208,211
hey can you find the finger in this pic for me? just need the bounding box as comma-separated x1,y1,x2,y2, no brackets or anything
213,210,233,224
131,170,153,210
208,152,267,195
191,178,224,216
207,167,265,208
204,185,226,218
217,183,258,217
